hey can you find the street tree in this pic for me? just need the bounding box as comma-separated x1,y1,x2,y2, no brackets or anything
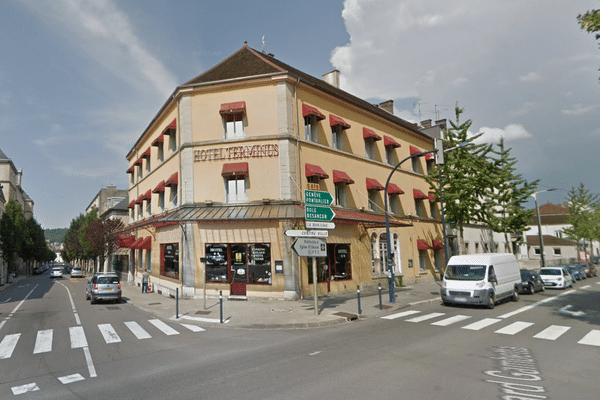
578,5,600,81
0,209,18,274
64,213,86,262
485,137,539,251
426,106,493,254
563,183,599,260
85,217,124,273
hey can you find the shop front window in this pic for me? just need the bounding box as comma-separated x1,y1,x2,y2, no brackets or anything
205,243,272,285
206,244,228,283
160,243,179,279
308,244,352,283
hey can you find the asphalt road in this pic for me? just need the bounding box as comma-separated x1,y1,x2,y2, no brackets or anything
1,272,599,399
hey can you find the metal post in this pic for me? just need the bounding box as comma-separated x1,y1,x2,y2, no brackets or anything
219,290,223,324
378,283,382,310
313,258,318,315
439,169,450,264
534,194,546,269
357,285,362,315
176,288,179,319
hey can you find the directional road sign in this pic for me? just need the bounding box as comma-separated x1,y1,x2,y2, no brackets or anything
291,238,327,257
305,205,335,222
304,190,334,206
306,221,336,230
284,230,328,238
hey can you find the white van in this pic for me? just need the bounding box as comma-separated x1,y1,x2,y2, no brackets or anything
440,253,521,309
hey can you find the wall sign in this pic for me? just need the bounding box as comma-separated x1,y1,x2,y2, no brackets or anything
194,144,279,162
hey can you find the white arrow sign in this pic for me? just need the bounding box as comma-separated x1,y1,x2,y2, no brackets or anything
306,221,336,230
285,230,328,238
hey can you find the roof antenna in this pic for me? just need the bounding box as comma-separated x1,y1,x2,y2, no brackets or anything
261,35,266,53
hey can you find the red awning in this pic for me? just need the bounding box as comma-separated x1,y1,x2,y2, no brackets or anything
413,189,428,199
363,128,382,141
384,136,401,148
165,172,178,186
152,134,164,146
126,165,135,174
135,195,144,205
162,119,177,135
329,114,351,130
417,239,431,250
305,164,329,179
388,183,404,195
432,240,444,250
130,238,144,249
222,162,249,177
332,170,354,184
143,190,151,201
139,236,152,250
117,235,136,248
428,193,436,202
410,145,421,155
127,200,136,208
153,181,166,193
425,153,434,162
219,101,246,115
302,104,326,120
366,178,385,191
134,158,143,166
141,148,151,159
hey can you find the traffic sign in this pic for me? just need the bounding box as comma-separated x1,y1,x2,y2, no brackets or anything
284,230,328,238
306,221,336,230
291,238,327,257
305,205,335,222
304,190,334,206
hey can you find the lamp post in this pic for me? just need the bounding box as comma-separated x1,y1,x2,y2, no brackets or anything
384,141,469,302
532,188,556,269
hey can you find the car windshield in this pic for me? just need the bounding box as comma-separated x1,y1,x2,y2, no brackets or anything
97,277,119,284
540,269,560,276
444,264,486,281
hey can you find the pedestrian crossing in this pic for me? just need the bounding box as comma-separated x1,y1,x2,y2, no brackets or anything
0,319,205,360
382,310,600,347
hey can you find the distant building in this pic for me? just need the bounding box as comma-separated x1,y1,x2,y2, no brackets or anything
86,185,128,216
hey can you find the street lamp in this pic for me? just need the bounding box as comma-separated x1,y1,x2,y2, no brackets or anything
532,188,556,269
384,141,469,302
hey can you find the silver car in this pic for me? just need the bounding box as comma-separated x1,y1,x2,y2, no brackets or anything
70,267,84,278
50,267,63,278
86,272,122,304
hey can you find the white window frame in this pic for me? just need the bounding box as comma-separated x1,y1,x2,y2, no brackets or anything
368,190,378,211
170,185,178,207
419,250,427,273
411,157,420,173
304,115,318,142
365,139,376,160
224,113,245,139
146,249,152,272
158,191,165,212
158,142,164,162
332,125,344,151
226,176,247,203
334,183,347,207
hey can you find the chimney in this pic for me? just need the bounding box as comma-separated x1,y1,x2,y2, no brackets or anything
17,169,22,187
379,100,394,115
420,119,432,128
435,119,447,129
322,70,340,88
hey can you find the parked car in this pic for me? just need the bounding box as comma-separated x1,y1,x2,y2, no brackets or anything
518,269,545,294
86,272,122,304
584,263,597,277
539,267,573,289
575,264,588,279
565,265,584,281
70,267,84,278
50,267,63,278
33,265,45,275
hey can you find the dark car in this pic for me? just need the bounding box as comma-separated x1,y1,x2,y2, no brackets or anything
565,265,583,281
518,269,545,294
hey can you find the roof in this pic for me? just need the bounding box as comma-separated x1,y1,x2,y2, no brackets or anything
526,235,578,247
538,203,568,215
528,202,570,225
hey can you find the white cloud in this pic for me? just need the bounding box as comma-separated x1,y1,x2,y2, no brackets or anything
561,103,596,116
474,124,533,144
519,72,542,82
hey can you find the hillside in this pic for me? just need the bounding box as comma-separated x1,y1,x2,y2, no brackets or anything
44,228,68,243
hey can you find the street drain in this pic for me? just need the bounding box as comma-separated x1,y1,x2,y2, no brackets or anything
333,312,359,321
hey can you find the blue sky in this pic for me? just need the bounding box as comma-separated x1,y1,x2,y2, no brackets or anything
1,0,599,228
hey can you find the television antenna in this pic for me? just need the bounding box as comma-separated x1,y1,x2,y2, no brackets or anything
434,104,449,120
261,35,266,53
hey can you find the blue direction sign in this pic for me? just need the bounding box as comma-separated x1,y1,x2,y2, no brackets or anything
304,190,334,206
305,205,335,222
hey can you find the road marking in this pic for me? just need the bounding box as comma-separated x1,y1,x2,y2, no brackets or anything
559,305,586,317
58,373,85,384
578,330,600,347
125,321,152,339
533,325,571,340
33,329,53,354
381,310,420,320
462,318,501,331
174,315,227,323
309,351,321,356
580,285,591,289
495,321,534,335
83,347,97,378
149,319,180,335
431,315,471,326
180,323,205,332
98,324,122,344
11,382,39,395
497,290,577,319
0,333,21,359
0,284,38,333
405,312,445,323
69,326,88,348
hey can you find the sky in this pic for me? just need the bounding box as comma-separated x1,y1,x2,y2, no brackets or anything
1,0,599,229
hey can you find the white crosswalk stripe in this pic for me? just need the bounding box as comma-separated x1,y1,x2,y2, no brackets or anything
124,321,152,339
533,325,571,340
0,333,20,359
578,330,600,346
69,326,88,349
405,312,445,323
180,323,206,332
381,310,420,320
495,321,534,335
431,315,471,326
98,324,122,344
33,329,53,354
149,319,179,336
462,318,501,331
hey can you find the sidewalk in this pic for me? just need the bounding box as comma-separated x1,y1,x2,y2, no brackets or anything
121,280,443,330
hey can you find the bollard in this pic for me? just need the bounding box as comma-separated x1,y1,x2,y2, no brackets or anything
378,282,382,310
219,290,223,324
176,288,179,319
357,285,362,315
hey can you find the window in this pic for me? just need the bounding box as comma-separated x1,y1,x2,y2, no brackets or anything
534,247,541,255
145,249,152,272
389,194,402,214
430,202,438,219
332,125,344,150
386,146,395,165
205,243,272,285
226,176,246,203
335,183,347,207
138,249,144,270
160,243,179,279
365,139,376,160
419,250,427,272
304,115,319,142
158,142,164,162
169,133,177,151
411,157,420,173
158,191,165,212
206,244,228,283
553,248,561,256
308,244,352,283
170,185,178,206
224,113,245,139
247,244,271,284
415,199,426,217
434,251,442,272
368,190,379,211
146,199,151,216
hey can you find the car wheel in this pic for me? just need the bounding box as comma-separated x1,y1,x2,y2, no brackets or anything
512,290,519,302
85,292,90,300
90,297,96,305
487,294,495,309
529,284,535,294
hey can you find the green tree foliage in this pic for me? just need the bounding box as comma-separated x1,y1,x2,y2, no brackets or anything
426,106,492,253
563,183,599,259
85,217,124,270
485,138,539,249
0,209,18,273
78,208,98,260
578,6,600,81
64,213,86,262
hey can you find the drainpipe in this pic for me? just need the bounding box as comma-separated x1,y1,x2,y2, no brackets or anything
292,76,303,299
